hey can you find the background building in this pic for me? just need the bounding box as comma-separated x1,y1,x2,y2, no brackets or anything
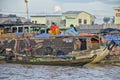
62,11,96,27
30,15,62,27
0,14,27,24
114,7,120,24
0,14,29,34
30,15,46,25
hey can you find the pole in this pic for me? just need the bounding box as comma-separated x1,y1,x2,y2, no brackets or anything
99,33,101,48
26,3,29,20
24,0,29,21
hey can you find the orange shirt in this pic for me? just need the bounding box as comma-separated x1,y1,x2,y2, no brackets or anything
50,25,61,34
50,25,57,31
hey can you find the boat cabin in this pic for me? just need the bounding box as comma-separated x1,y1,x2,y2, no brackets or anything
0,35,99,56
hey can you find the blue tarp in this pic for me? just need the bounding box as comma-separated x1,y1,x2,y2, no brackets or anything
59,33,70,36
106,35,120,44
16,32,24,36
106,35,112,40
35,33,71,37
114,40,120,44
35,33,51,37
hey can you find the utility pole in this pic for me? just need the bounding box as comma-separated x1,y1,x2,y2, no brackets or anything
24,0,29,21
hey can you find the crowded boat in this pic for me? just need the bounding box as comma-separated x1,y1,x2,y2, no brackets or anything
0,23,120,66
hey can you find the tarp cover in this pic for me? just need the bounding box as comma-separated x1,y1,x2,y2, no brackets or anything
106,35,120,44
16,32,24,36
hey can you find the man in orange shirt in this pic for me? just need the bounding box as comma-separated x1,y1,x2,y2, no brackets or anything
48,22,61,35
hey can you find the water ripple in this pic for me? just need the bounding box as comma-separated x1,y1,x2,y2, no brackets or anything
0,64,120,80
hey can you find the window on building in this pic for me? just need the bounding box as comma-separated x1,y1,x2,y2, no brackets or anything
78,19,82,23
24,27,29,33
47,20,50,26
61,19,66,26
18,27,23,32
84,19,87,24
35,21,37,24
12,27,17,33
32,21,34,24
92,21,94,25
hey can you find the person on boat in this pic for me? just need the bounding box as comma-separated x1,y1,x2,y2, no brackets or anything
48,22,61,36
113,31,120,46
101,34,107,46
105,34,113,46
24,44,33,57
74,38,82,51
0,42,3,55
66,24,78,36
5,48,14,61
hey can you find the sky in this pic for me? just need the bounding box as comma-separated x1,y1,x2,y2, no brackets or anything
0,0,120,24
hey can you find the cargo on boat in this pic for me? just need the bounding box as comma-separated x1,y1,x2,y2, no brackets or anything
0,35,99,66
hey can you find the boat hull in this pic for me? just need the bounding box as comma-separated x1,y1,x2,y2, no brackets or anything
6,55,96,66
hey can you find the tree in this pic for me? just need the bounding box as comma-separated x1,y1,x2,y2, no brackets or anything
103,17,110,24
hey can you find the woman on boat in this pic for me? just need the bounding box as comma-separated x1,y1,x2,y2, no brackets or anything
66,24,78,36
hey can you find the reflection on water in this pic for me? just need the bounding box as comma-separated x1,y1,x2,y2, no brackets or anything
0,63,120,80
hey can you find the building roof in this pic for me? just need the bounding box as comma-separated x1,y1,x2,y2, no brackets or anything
0,17,28,24
62,11,82,14
113,6,120,10
31,15,61,17
62,11,96,18
0,14,28,24
0,14,8,18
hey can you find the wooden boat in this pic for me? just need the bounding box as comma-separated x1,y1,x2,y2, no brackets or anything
6,54,96,66
0,36,99,57
90,47,109,63
0,49,5,61
90,40,115,63
0,56,5,61
0,36,98,66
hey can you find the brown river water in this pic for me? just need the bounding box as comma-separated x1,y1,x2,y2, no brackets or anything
0,63,120,80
